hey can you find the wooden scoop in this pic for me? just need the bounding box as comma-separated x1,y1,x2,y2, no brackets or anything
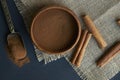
1,0,29,66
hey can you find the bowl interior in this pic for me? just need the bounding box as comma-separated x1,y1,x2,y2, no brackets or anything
31,6,80,54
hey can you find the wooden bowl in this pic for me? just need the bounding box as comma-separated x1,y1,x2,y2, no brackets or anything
31,6,81,54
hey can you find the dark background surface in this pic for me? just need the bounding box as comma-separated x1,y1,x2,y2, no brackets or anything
0,0,119,80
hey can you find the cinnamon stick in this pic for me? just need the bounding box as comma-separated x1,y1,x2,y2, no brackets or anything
117,19,120,26
71,30,88,64
83,15,107,49
97,42,120,67
75,33,92,67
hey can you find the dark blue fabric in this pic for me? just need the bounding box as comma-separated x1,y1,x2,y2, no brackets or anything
111,72,120,80
0,0,81,80
0,0,119,80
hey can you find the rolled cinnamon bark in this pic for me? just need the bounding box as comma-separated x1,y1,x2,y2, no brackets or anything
83,15,107,49
97,42,120,67
75,33,92,67
117,19,120,26
71,30,88,64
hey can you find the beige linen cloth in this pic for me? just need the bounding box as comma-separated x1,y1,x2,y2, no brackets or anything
14,0,120,80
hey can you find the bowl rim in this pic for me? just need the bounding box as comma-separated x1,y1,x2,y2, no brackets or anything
30,5,81,54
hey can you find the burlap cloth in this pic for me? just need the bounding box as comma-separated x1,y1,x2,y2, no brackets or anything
14,0,120,80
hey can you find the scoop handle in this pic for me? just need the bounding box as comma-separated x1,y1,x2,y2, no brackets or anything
0,0,15,33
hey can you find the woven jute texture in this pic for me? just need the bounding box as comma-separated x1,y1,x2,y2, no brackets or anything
14,0,120,80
